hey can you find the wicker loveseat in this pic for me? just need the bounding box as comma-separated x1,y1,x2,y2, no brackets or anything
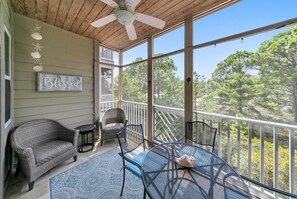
10,119,79,191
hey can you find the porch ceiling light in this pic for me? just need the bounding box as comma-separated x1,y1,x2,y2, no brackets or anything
115,10,135,25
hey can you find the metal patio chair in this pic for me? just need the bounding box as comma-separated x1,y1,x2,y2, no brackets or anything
117,124,167,198
185,121,217,153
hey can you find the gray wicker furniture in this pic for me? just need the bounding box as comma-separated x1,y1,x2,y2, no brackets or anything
10,119,78,191
99,108,128,146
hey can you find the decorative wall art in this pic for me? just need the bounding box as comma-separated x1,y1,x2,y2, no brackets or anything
37,73,83,92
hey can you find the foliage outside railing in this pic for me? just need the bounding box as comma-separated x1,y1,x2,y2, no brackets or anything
99,100,297,195
193,110,297,195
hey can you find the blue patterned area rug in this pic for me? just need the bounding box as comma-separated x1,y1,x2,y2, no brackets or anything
49,148,143,199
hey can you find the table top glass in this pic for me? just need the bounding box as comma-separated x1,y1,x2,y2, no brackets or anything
141,142,251,199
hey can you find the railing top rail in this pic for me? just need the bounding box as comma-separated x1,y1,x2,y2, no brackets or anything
101,94,114,96
99,100,118,104
121,100,148,106
100,100,297,130
154,104,184,117
154,104,184,112
194,110,297,130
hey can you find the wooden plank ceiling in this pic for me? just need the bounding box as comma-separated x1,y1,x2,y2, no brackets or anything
11,0,237,50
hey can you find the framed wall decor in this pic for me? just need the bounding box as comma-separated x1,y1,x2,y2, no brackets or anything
37,73,83,92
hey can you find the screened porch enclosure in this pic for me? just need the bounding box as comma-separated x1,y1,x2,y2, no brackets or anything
6,0,297,198
98,16,297,199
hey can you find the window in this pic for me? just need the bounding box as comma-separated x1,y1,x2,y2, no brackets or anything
193,0,297,45
100,67,114,102
122,62,147,103
100,47,119,64
153,53,184,109
123,42,147,65
154,26,184,55
4,25,11,128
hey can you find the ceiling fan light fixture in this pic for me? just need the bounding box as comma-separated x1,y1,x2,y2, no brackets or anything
115,10,134,25
92,0,166,40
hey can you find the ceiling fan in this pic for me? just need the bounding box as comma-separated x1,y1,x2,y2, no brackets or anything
91,0,166,40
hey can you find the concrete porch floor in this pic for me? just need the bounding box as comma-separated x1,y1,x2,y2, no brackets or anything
4,138,119,199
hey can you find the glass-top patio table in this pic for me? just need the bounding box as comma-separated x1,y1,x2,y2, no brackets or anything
141,142,251,199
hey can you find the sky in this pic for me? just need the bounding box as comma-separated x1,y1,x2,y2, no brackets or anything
122,0,297,79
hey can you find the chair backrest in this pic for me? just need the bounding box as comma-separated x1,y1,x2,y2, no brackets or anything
185,121,217,152
101,108,126,125
11,119,61,148
117,124,146,155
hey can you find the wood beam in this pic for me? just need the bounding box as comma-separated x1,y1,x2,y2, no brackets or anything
118,50,123,108
147,36,154,141
93,40,100,123
184,17,193,123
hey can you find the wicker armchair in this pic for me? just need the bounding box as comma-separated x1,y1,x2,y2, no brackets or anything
10,119,78,191
99,108,128,146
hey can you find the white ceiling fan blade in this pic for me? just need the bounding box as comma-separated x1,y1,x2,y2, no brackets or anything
126,0,141,12
91,14,116,28
101,0,119,8
125,24,137,40
134,12,165,29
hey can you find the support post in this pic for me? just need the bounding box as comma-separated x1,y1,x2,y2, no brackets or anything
147,36,154,142
93,41,100,123
184,17,193,125
118,51,123,108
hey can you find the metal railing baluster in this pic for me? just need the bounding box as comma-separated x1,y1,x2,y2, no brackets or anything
248,122,252,179
237,121,241,172
218,118,222,157
260,124,264,188
227,119,231,163
289,129,295,193
273,127,279,198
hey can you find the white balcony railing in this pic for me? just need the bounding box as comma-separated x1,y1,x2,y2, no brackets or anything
122,100,148,136
99,100,297,195
100,94,114,102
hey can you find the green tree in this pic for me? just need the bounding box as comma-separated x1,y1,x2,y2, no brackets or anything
211,51,262,117
154,56,183,108
114,55,183,107
121,59,147,103
257,25,297,123
193,72,206,111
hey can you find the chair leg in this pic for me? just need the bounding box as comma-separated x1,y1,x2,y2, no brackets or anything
73,155,77,162
120,167,126,196
101,140,103,146
29,181,34,191
143,189,147,199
